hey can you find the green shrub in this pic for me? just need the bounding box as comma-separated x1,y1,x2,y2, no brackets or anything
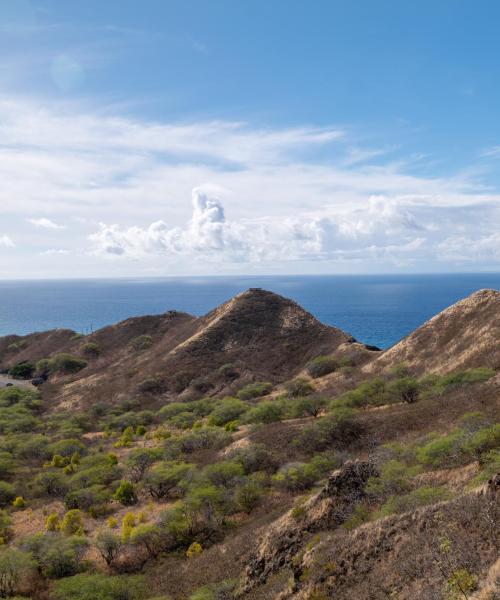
126,447,163,482
49,439,86,458
60,509,84,536
306,356,338,378
245,401,283,424
8,362,35,380
208,398,248,426
0,548,33,597
465,424,500,460
113,481,137,506
427,367,495,395
237,382,272,401
145,462,193,500
290,395,326,418
387,377,420,404
95,530,121,567
378,486,452,517
203,461,244,488
137,377,163,394
189,580,237,600
295,410,362,453
54,573,146,600
333,378,388,409
23,533,88,578
228,443,278,474
272,462,321,491
366,460,421,497
0,482,16,507
81,342,100,358
129,335,153,352
285,378,314,398
48,354,87,374
235,480,263,513
416,431,466,467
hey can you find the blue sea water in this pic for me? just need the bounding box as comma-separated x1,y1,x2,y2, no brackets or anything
0,274,499,349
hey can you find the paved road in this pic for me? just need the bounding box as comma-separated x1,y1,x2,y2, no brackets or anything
0,375,33,389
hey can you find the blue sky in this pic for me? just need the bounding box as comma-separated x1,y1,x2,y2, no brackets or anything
1,0,500,277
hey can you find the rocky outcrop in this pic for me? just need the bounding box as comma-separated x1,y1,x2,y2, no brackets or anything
240,460,378,593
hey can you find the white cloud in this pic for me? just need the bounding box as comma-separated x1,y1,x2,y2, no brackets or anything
1,94,500,275
0,235,15,248
28,217,66,229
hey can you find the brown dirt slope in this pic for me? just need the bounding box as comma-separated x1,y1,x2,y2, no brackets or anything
366,288,500,376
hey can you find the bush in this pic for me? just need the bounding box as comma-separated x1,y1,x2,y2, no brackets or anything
228,443,278,474
285,378,314,398
366,460,421,497
35,471,69,498
465,424,500,460
290,395,326,418
189,580,237,600
129,335,153,352
61,510,84,536
8,362,35,380
129,524,165,558
114,481,137,506
137,377,163,395
0,482,16,507
426,367,495,395
208,398,248,426
333,378,388,409
306,356,337,378
127,447,163,482
0,548,33,597
203,461,244,488
95,530,121,567
81,342,100,358
378,486,452,517
416,431,466,467
235,480,263,513
145,462,193,500
49,439,86,458
54,573,146,600
23,533,88,578
48,354,87,374
387,377,420,404
236,382,272,401
272,462,321,491
295,410,362,453
244,401,283,424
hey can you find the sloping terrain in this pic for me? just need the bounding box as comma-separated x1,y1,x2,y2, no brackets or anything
0,288,377,409
367,289,500,376
0,287,497,600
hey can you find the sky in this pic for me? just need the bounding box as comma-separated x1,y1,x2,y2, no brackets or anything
1,0,500,278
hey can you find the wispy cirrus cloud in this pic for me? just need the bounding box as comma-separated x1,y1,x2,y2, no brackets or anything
0,235,15,248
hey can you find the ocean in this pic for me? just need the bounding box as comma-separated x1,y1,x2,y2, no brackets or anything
0,274,499,349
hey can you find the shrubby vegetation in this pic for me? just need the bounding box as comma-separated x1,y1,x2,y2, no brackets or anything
0,354,495,599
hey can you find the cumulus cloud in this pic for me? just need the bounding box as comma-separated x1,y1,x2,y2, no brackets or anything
0,235,15,248
2,94,500,274
28,217,66,229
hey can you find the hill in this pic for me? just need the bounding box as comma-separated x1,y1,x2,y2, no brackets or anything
0,288,497,600
367,289,500,376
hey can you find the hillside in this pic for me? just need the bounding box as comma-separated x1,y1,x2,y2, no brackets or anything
367,289,500,376
0,288,377,409
0,288,497,600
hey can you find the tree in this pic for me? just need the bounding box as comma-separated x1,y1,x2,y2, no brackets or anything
388,377,420,404
0,548,33,596
291,395,326,418
129,524,165,559
126,448,162,482
23,533,88,578
145,463,192,500
236,480,262,513
8,361,35,380
95,530,122,568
